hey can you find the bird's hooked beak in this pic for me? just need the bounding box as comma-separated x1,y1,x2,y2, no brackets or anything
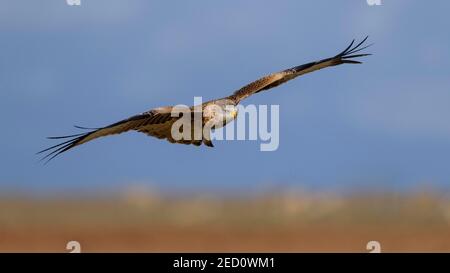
231,109,238,119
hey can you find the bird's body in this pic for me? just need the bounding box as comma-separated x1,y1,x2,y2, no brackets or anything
38,37,372,162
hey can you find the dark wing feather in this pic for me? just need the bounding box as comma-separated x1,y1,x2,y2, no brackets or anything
37,107,175,163
230,36,372,103
137,109,211,147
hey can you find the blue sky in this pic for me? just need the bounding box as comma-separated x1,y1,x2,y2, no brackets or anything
1,1,450,194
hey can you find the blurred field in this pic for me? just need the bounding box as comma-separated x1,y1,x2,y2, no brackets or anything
1,188,450,252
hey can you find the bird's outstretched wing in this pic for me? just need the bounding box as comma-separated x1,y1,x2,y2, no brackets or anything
37,107,176,163
230,36,372,103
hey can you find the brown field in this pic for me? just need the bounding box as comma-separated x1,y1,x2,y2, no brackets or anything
1,189,450,252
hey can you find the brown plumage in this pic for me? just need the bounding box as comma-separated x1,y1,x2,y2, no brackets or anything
38,37,372,162
230,36,372,102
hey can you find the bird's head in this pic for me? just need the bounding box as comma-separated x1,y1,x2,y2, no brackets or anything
225,104,238,120
204,99,238,128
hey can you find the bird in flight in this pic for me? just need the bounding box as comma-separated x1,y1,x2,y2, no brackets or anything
38,37,372,162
